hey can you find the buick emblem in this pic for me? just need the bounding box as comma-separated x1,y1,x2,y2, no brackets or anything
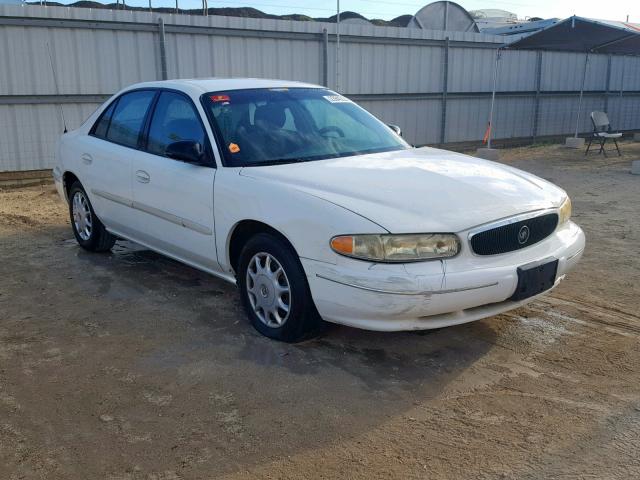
517,225,530,245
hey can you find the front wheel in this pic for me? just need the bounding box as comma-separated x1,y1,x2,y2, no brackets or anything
237,233,322,342
68,181,116,252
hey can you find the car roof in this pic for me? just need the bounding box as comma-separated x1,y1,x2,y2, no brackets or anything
122,78,324,96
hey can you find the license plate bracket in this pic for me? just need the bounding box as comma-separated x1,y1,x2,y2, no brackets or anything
510,257,558,301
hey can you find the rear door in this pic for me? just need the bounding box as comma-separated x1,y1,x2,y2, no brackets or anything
80,90,156,236
129,90,219,271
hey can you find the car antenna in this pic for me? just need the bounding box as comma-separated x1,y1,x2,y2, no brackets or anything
46,42,68,134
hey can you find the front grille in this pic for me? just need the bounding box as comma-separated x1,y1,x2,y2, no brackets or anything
470,213,559,255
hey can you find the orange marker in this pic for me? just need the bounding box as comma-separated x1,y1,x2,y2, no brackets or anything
229,143,240,153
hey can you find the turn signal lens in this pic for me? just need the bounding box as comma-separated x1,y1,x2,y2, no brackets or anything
330,234,460,262
559,196,572,225
330,236,355,255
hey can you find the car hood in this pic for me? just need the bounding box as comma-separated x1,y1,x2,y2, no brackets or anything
239,147,566,233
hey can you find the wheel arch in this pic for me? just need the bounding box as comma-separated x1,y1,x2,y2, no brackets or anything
62,171,81,200
226,220,300,275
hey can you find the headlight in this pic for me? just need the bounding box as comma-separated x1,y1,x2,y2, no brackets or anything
559,196,572,225
330,234,460,262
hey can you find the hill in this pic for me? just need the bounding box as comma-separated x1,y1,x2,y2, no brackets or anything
28,2,413,27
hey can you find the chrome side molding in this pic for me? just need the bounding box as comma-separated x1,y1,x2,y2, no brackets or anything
91,189,212,236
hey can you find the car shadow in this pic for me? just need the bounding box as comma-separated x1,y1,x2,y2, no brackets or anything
67,239,499,475
74,239,497,388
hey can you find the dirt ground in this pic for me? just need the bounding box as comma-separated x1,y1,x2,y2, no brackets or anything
1,142,639,479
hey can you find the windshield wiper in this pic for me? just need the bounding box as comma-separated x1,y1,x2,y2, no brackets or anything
243,158,309,167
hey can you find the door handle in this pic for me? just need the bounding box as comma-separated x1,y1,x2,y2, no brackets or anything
81,153,93,165
135,170,151,184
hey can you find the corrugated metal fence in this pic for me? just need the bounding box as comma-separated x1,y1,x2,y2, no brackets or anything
1,5,639,172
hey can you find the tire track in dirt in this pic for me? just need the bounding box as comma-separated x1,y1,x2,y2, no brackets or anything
534,295,640,336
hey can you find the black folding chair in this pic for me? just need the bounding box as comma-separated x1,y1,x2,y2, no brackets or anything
585,111,622,157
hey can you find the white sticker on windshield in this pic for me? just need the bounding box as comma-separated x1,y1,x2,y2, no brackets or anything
323,95,351,103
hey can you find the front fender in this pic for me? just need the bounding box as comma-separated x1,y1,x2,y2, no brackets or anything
214,169,387,274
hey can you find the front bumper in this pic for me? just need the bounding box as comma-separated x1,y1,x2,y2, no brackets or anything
302,221,585,331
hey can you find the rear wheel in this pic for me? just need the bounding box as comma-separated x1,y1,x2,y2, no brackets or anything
68,181,116,252
237,233,322,342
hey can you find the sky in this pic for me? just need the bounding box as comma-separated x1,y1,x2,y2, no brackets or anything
84,0,638,23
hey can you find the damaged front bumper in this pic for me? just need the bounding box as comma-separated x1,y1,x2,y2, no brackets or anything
301,221,585,331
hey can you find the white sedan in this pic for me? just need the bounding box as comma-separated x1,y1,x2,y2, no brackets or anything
54,78,585,342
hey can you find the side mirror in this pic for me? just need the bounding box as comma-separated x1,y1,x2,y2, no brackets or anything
165,141,206,165
387,124,402,137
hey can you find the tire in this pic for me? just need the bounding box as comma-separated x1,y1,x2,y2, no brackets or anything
237,233,322,342
68,181,116,252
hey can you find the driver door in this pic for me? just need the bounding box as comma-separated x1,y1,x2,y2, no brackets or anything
129,90,220,271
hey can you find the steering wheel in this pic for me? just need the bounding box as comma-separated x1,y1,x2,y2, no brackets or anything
318,126,345,138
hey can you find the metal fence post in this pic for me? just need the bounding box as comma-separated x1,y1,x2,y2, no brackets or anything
158,18,168,80
439,37,449,145
574,52,589,138
620,56,626,98
322,28,329,87
604,54,612,114
619,56,626,127
335,0,341,91
532,50,542,143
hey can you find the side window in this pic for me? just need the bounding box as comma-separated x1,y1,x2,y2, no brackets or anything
92,101,117,139
106,90,156,148
147,92,206,157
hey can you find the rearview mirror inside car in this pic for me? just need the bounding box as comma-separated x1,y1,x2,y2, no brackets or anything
387,124,402,137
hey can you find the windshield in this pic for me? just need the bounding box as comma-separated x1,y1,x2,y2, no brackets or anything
202,88,410,167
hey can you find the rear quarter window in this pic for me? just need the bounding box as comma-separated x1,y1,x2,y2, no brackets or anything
91,101,117,139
